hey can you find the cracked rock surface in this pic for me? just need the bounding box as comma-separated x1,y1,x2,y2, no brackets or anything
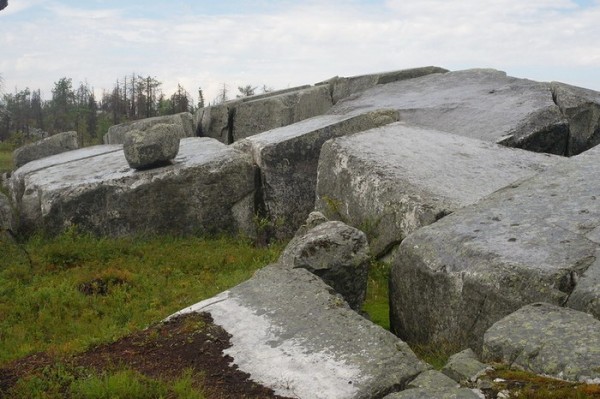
390,145,600,351
482,302,600,383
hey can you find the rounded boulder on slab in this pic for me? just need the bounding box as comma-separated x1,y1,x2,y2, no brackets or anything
123,123,181,169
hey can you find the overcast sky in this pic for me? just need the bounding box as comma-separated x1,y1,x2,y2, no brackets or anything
1,0,599,104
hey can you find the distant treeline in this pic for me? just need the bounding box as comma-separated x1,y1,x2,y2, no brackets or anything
0,74,204,145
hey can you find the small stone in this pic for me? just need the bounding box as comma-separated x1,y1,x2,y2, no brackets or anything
123,123,181,169
442,349,491,384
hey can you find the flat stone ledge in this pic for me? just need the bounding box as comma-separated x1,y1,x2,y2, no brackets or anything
171,265,429,399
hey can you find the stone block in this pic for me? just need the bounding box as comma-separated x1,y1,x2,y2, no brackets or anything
389,145,600,351
330,69,572,155
279,220,370,310
482,303,600,383
316,123,561,257
103,112,194,144
171,265,429,399
123,124,181,169
13,131,79,168
11,138,256,238
234,110,399,239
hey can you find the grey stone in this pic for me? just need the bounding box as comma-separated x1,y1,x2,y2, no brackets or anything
197,100,239,144
0,191,14,231
10,138,256,238
549,81,600,155
567,252,600,319
442,349,490,384
329,69,572,155
197,84,330,144
330,66,448,104
233,84,334,142
407,370,459,389
13,131,79,168
389,145,600,351
103,112,194,144
234,109,399,239
171,265,429,399
279,220,370,310
123,124,181,169
316,122,561,257
482,303,600,383
384,388,482,399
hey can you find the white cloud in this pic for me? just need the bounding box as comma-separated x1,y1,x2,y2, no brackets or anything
1,0,599,102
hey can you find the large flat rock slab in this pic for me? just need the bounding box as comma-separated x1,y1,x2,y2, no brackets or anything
171,265,429,399
329,69,578,155
482,303,600,383
390,145,600,351
234,110,399,239
316,123,561,257
11,138,256,237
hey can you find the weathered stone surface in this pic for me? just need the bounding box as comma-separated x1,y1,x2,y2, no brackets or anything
13,131,79,168
103,112,194,144
329,69,572,155
234,110,399,239
11,138,256,237
567,252,600,319
0,191,14,231
233,84,334,142
482,303,600,383
279,220,370,310
384,387,481,399
330,66,448,104
406,370,459,390
442,349,490,384
196,84,329,144
389,145,600,351
316,123,561,257
171,265,429,399
549,81,600,155
123,124,181,169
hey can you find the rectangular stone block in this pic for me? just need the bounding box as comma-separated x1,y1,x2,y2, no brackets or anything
390,145,600,351
11,138,256,238
234,110,400,239
316,123,561,257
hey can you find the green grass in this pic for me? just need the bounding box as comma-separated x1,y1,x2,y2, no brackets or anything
0,229,283,364
0,140,14,174
7,364,204,399
362,260,390,330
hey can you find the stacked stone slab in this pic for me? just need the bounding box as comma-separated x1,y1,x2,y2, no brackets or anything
315,122,561,257
328,68,600,156
389,145,600,351
13,131,79,168
103,112,194,145
10,138,256,237
327,66,448,103
170,265,429,399
234,110,400,239
197,84,331,144
195,67,447,144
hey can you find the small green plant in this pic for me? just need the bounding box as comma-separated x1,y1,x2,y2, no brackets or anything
321,195,347,222
361,260,390,330
0,140,15,174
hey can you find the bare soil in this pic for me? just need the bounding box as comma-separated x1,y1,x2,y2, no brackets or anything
0,312,293,399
